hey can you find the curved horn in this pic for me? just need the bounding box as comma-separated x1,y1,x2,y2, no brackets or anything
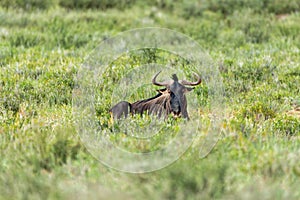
180,72,202,86
152,71,172,86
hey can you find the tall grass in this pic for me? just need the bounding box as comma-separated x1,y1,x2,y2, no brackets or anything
0,2,299,199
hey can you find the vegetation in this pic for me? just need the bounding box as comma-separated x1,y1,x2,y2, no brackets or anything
0,1,300,199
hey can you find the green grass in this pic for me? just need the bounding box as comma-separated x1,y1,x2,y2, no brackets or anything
1,2,300,199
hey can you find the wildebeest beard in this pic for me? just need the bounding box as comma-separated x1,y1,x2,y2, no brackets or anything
170,91,181,117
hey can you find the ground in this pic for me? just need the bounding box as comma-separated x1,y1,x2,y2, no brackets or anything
0,1,300,199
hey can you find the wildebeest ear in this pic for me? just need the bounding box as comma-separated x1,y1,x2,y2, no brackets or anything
185,87,194,92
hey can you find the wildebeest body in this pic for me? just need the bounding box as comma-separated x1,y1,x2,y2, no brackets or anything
109,101,131,119
110,72,201,120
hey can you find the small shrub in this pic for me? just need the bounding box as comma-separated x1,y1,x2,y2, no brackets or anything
228,10,271,43
0,0,57,10
9,31,46,48
273,115,300,136
59,0,136,10
265,0,300,14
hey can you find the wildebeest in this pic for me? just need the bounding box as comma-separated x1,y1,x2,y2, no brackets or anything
109,71,201,120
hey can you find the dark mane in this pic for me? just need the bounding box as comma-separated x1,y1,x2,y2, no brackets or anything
131,90,171,118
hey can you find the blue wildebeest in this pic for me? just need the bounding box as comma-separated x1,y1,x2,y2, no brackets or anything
109,71,201,120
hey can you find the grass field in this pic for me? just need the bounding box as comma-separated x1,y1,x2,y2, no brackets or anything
1,1,300,199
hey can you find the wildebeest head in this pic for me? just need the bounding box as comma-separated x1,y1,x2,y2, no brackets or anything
152,71,201,119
